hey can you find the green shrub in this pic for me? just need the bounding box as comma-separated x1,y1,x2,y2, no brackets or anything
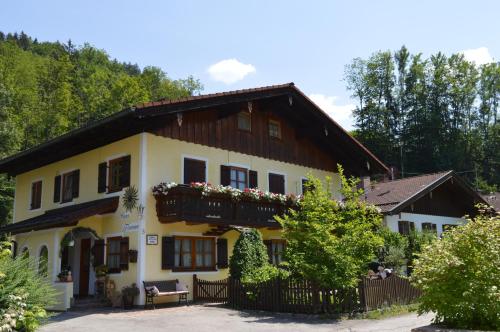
406,230,436,273
0,242,56,332
277,165,383,289
377,227,408,273
411,207,500,330
229,229,269,280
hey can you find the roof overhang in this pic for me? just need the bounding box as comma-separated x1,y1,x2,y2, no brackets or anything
0,197,119,235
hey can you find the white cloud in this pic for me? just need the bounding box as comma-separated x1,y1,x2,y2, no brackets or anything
309,94,356,131
207,59,256,84
460,47,494,65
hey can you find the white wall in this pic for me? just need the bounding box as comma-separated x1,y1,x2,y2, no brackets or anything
385,212,466,236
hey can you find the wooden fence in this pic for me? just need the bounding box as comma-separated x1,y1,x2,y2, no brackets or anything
193,275,420,314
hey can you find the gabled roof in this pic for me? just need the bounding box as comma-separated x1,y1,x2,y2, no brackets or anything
365,171,488,215
0,197,119,235
481,192,500,212
0,83,388,176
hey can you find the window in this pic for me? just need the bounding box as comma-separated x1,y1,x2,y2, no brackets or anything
422,223,437,234
174,236,215,271
184,158,206,184
54,170,80,203
398,220,415,235
38,246,48,277
264,240,286,265
268,119,281,139
30,180,42,210
237,112,251,131
268,173,285,194
230,167,247,190
107,237,121,273
107,156,131,193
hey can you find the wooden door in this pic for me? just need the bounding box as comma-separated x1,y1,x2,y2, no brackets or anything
79,238,91,297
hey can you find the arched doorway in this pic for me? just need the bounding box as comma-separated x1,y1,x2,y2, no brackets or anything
60,227,101,298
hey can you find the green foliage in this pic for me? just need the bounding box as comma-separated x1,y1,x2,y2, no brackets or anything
406,230,436,272
411,207,500,330
0,242,56,331
345,46,499,188
241,264,290,284
277,165,383,289
0,31,203,226
377,227,409,273
229,229,269,280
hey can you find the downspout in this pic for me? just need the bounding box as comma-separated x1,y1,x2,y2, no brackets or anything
136,132,148,305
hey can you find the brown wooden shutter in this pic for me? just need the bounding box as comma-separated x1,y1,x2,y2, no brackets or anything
161,236,175,269
98,162,107,193
263,240,273,264
53,175,61,203
30,182,36,209
120,156,131,188
72,170,80,198
216,238,228,268
92,239,105,267
249,170,258,188
184,158,206,184
269,173,285,194
220,165,231,186
120,237,129,270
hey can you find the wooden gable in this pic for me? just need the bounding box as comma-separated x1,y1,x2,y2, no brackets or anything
149,101,338,171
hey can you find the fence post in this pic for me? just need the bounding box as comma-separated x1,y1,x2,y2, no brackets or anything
193,274,198,303
359,278,368,312
311,281,320,314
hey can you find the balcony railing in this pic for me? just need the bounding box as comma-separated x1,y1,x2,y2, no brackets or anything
154,185,289,228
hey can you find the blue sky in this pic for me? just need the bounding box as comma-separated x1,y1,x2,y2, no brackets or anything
1,0,499,130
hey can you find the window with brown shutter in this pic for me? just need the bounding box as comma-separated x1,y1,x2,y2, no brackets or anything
183,158,206,184
61,170,80,203
222,165,248,190
398,220,416,235
106,236,122,273
53,175,61,203
268,173,285,194
30,181,42,210
108,156,131,193
172,236,215,271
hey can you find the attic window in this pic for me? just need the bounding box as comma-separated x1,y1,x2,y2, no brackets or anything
268,120,281,139
237,112,251,132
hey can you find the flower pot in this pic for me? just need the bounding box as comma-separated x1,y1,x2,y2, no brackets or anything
122,295,135,309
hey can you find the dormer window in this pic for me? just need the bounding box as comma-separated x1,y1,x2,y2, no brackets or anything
268,119,281,139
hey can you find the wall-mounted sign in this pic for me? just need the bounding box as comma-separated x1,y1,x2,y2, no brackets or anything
146,234,158,245
122,223,139,233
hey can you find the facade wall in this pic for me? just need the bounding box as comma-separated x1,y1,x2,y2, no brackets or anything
11,132,340,306
384,212,466,236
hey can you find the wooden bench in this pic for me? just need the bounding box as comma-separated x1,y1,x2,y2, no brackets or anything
143,280,189,309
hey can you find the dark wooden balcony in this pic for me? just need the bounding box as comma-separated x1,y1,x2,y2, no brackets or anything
154,185,288,228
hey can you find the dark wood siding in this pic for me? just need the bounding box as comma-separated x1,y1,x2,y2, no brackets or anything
150,102,338,171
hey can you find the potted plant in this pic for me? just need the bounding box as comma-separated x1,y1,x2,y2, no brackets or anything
95,265,108,281
57,268,71,282
122,283,140,309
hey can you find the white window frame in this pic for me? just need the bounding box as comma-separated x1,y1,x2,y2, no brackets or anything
181,155,208,184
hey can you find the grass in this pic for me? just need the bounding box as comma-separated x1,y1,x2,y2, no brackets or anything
354,303,419,320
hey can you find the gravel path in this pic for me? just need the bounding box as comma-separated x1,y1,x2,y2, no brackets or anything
40,305,434,332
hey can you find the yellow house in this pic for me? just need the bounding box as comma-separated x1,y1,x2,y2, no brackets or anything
0,83,388,308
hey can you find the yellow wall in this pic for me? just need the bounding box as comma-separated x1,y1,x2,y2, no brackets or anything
11,132,341,305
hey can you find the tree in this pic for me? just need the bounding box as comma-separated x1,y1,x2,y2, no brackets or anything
411,206,499,330
277,166,383,289
229,229,269,280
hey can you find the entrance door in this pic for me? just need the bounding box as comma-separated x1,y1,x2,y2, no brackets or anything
79,238,91,297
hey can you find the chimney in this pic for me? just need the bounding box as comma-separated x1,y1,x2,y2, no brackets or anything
361,176,371,194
